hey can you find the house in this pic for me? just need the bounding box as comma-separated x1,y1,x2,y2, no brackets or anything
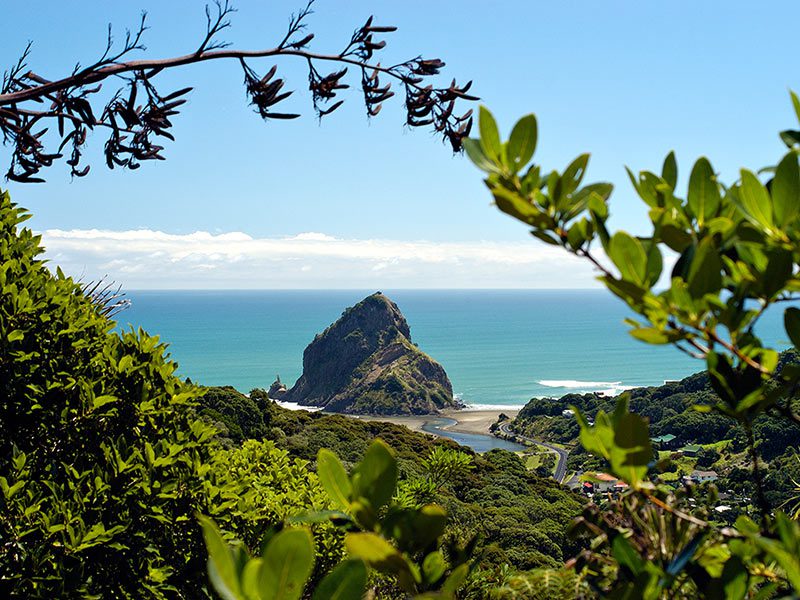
592,472,619,492
562,408,575,417
651,434,678,449
690,470,718,483
679,444,702,457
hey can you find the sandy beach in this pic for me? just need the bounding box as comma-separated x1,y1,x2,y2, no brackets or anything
353,408,520,437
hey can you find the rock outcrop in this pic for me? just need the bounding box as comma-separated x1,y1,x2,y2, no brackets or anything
282,292,457,415
268,377,287,400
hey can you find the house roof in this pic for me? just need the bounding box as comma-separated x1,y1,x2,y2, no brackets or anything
691,470,718,477
594,472,618,482
681,444,702,452
652,434,676,442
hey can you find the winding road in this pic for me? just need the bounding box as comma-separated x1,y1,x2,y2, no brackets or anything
497,422,569,483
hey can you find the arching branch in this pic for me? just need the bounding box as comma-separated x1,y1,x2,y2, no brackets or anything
0,0,477,182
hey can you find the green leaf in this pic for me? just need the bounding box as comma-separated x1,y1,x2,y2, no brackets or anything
557,154,590,201
763,249,793,297
531,230,560,245
422,551,447,585
7,329,24,342
478,106,502,163
738,169,773,230
791,89,800,123
629,327,675,344
259,529,315,600
780,129,800,148
506,114,537,171
198,515,242,600
662,151,678,189
312,559,367,600
240,558,264,600
721,555,748,600
785,307,800,349
687,157,720,225
317,449,352,510
440,563,469,596
92,395,117,410
608,231,647,285
462,138,498,173
644,241,663,286
612,412,652,484
345,532,415,589
612,535,645,576
772,151,800,227
600,276,646,307
687,239,722,299
351,440,397,510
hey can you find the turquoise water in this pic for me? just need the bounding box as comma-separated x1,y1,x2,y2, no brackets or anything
115,290,792,408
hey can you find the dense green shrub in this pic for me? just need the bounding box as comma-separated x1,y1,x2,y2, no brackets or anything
0,193,333,598
207,439,344,578
197,386,270,442
0,191,222,596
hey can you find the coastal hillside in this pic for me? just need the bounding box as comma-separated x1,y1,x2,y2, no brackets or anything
283,292,458,414
507,351,800,511
198,385,585,573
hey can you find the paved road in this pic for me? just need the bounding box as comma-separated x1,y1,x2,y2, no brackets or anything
498,422,569,483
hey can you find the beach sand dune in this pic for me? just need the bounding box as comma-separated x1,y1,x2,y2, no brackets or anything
353,408,520,436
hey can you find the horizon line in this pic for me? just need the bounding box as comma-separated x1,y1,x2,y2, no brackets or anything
119,287,609,292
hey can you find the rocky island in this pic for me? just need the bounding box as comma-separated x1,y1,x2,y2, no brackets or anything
282,292,458,415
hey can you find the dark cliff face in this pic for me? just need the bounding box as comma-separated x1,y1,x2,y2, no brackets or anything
283,293,456,415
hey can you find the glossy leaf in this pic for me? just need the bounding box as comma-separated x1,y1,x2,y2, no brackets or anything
422,551,446,584
311,559,367,600
439,563,469,596
687,157,720,225
345,532,416,589
662,151,678,189
791,89,800,123
198,515,242,600
786,307,800,349
612,535,645,576
558,153,590,201
478,106,502,163
772,151,800,227
687,239,722,299
608,231,647,285
462,138,497,173
506,114,537,171
259,529,315,600
351,440,397,510
738,169,773,230
317,449,352,509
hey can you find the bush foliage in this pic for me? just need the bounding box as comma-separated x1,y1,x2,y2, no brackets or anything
0,192,328,598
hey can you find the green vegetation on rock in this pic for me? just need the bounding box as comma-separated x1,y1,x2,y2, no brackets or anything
283,292,458,415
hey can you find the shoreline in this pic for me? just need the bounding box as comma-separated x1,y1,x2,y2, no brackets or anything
350,407,521,436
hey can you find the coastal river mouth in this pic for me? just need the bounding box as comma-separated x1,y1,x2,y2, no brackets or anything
421,417,525,453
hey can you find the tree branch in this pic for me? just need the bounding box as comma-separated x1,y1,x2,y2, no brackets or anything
0,3,477,182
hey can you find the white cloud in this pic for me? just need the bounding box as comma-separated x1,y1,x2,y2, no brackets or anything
39,228,605,289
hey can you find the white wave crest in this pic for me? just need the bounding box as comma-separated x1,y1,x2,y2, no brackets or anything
538,379,621,389
537,379,634,397
274,400,323,412
461,403,527,411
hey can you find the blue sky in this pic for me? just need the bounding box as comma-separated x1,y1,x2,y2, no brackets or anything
2,1,800,288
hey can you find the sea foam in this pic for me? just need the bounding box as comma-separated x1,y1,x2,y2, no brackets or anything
537,379,634,397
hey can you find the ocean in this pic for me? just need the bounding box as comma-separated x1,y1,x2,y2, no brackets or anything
115,290,791,409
